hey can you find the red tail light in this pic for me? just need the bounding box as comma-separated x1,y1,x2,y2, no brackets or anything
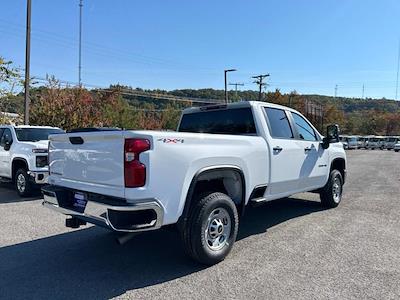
124,138,150,187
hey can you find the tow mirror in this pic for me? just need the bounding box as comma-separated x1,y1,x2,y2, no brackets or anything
322,124,340,149
4,140,12,151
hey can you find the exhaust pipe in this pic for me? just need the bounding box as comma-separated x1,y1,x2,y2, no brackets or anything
116,232,139,245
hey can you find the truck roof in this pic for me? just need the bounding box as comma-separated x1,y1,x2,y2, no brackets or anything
13,125,61,129
182,101,299,114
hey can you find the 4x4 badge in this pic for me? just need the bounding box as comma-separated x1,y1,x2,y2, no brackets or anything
157,138,184,144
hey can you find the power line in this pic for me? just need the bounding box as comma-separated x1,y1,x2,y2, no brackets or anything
33,76,224,104
0,18,219,72
252,74,270,101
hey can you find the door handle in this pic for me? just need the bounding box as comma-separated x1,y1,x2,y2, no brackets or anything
305,144,315,152
273,146,283,152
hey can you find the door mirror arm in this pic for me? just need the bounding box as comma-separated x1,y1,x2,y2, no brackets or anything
3,141,12,151
322,137,330,149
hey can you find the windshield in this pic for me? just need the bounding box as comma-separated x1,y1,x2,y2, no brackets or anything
15,128,64,142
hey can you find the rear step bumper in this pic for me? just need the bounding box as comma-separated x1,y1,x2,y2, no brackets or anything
42,185,164,232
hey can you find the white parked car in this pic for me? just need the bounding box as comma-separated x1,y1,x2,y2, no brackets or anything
383,137,399,150
43,101,347,265
345,136,359,149
394,142,400,152
0,125,63,196
366,136,384,150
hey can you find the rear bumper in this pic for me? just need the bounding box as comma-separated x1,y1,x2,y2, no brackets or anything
42,185,164,232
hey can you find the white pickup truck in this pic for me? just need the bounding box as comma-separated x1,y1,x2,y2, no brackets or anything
43,101,346,265
0,125,63,196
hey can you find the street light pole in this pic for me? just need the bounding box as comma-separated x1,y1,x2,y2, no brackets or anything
24,0,31,124
224,69,236,103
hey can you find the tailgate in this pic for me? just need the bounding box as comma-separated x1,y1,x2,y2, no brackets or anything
49,131,125,198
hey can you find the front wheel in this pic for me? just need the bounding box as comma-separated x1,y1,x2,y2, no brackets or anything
395,150,399,152
15,168,33,197
181,192,239,265
320,170,343,208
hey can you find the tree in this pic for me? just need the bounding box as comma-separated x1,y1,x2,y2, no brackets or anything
30,78,123,130
0,57,23,123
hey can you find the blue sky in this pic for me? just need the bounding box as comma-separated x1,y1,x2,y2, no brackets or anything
1,0,400,99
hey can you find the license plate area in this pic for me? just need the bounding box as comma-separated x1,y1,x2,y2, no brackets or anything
72,192,88,213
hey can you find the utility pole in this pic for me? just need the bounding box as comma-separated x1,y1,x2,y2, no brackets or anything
252,74,270,101
396,39,400,100
362,84,365,99
24,0,31,125
224,69,236,103
229,82,244,101
78,0,83,87
334,84,338,98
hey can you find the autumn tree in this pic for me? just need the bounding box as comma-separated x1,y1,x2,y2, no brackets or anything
30,78,124,130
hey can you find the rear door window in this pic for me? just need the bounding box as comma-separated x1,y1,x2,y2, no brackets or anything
178,107,256,135
264,107,293,139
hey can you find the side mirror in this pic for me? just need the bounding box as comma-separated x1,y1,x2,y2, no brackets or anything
4,141,12,151
322,124,340,149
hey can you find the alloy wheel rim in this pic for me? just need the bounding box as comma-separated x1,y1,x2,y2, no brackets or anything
205,207,231,251
17,173,26,193
332,177,342,203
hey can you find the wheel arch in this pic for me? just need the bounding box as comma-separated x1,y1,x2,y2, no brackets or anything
178,165,246,228
12,158,29,182
330,157,346,184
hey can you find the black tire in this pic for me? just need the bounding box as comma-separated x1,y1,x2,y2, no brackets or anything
15,168,33,197
181,192,239,265
320,170,343,208
395,150,399,152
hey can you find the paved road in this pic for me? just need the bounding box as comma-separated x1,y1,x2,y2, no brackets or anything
0,150,399,299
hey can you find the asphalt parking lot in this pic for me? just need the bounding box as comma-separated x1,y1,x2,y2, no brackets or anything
0,150,399,299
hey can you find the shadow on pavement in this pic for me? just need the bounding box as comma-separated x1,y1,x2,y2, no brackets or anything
0,197,324,299
0,181,42,203
238,197,324,240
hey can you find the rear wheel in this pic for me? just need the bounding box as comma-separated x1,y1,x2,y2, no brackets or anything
15,168,33,197
181,192,239,265
320,170,343,208
395,150,399,152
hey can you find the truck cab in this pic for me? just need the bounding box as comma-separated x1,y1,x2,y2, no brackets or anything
0,125,63,196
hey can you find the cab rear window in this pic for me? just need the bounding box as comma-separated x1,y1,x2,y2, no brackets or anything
178,107,256,135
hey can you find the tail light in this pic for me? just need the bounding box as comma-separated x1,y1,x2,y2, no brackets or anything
124,138,150,187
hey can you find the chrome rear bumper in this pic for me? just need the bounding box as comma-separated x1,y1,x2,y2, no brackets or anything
42,185,164,232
